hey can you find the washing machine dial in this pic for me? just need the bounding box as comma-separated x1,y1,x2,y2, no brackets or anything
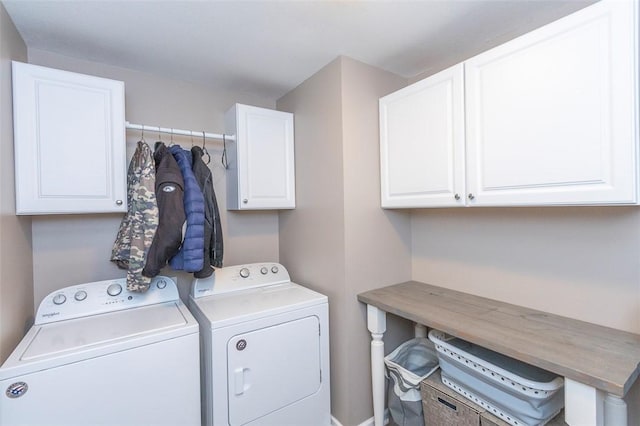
107,283,122,296
239,268,250,278
74,290,87,301
271,266,279,274
156,279,167,289
52,293,67,305
260,267,268,275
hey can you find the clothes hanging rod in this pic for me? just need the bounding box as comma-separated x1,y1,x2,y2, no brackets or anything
125,121,235,142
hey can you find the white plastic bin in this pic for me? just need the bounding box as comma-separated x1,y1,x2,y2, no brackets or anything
428,330,564,426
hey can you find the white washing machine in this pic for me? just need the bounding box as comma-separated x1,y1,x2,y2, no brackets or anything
0,276,201,426
189,262,330,426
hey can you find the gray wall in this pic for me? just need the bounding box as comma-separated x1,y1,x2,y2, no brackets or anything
26,49,281,304
278,56,414,426
412,207,640,333
0,2,32,363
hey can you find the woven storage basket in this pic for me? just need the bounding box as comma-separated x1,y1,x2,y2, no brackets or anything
421,378,479,426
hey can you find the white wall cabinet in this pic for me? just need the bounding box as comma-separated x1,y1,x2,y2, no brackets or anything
225,104,295,210
465,0,637,206
12,61,126,215
380,64,464,208
381,0,638,208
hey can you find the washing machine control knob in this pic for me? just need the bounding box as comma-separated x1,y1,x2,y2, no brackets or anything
107,283,123,296
271,266,279,274
239,268,250,278
74,290,87,301
260,267,268,275
156,279,167,289
52,293,67,305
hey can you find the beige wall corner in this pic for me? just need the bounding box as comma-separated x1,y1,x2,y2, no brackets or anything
277,57,349,422
0,3,33,363
340,56,413,425
277,56,413,426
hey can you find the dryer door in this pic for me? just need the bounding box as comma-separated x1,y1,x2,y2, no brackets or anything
227,315,321,425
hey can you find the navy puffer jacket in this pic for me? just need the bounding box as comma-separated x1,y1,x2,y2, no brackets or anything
192,146,223,278
169,145,205,272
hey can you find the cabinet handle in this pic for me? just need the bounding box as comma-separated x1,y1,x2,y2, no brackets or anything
454,194,461,201
115,200,123,206
243,199,248,204
468,193,475,200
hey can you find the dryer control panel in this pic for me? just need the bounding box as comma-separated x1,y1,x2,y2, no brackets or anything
191,263,291,298
35,276,179,325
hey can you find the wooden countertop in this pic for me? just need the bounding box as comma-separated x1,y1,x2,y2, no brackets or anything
357,281,640,397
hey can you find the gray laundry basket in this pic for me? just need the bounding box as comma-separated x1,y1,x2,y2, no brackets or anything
384,337,439,426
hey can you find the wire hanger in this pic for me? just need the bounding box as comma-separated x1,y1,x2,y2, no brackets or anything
137,127,148,151
221,134,228,169
201,131,210,165
153,126,164,152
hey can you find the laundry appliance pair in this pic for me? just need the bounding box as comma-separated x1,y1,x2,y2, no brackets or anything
0,263,330,426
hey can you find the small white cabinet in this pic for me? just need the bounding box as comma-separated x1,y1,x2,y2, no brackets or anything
12,61,126,215
380,64,464,208
225,104,295,210
380,0,638,208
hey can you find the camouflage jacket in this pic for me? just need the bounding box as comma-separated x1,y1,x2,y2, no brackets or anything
111,140,159,292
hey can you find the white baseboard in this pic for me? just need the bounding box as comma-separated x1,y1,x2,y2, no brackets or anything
331,409,390,426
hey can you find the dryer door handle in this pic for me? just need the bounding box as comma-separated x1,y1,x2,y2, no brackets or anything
234,367,250,395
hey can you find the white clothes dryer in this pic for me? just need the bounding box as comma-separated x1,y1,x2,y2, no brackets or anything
189,263,330,426
0,276,200,426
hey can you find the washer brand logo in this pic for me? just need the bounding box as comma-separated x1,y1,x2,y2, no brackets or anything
42,312,60,318
236,339,247,351
6,382,28,398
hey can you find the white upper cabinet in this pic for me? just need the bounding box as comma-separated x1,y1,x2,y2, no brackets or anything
380,0,638,208
380,64,465,208
465,0,637,206
12,62,126,215
225,104,295,210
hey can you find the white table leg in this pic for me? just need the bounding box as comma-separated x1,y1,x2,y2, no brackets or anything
414,323,427,338
367,305,386,426
564,378,604,426
604,393,627,426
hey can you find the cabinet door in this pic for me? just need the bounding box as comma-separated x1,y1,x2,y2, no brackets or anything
226,104,295,210
12,62,126,214
226,316,320,425
380,64,465,208
465,0,637,206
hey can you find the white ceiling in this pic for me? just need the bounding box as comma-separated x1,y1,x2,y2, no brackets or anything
3,0,595,100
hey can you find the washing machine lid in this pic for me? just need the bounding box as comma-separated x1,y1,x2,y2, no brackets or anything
191,282,327,328
0,301,197,379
